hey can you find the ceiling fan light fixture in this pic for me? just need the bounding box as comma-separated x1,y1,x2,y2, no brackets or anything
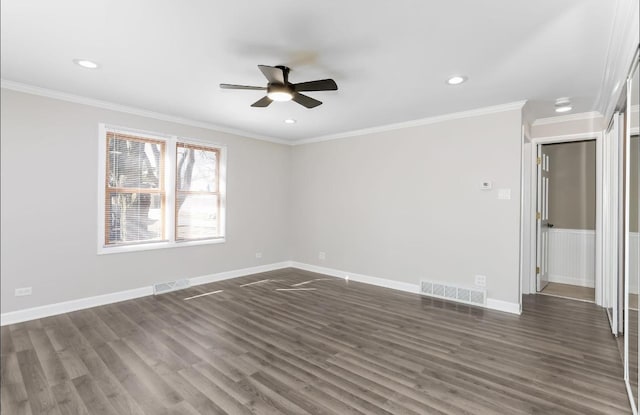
267,84,293,102
267,91,293,101
284,119,297,124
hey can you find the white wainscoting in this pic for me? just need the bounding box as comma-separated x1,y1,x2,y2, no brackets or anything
548,228,595,288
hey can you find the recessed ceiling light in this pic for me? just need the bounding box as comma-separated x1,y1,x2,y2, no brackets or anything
73,59,100,69
554,97,572,113
284,119,297,124
446,75,467,85
555,105,573,113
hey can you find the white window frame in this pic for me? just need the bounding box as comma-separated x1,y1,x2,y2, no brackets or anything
97,124,227,254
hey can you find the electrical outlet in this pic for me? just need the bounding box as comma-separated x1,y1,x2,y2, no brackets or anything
318,251,326,260
255,252,262,259
474,275,487,287
15,287,32,297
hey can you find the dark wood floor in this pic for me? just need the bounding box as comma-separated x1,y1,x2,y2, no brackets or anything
1,268,631,414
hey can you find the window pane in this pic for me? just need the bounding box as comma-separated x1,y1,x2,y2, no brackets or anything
177,146,217,192
106,192,164,244
108,136,163,189
176,193,218,240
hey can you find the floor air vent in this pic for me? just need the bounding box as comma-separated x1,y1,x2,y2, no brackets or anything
154,279,190,295
420,280,486,306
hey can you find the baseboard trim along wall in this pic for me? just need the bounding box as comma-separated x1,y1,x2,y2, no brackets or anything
1,260,522,325
0,262,292,326
0,286,154,327
290,262,522,315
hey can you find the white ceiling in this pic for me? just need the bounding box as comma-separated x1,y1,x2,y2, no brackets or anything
0,0,617,142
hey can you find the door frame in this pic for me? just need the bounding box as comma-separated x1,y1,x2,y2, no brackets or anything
521,131,604,305
604,115,621,334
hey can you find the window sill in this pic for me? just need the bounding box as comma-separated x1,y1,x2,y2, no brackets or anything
97,237,226,255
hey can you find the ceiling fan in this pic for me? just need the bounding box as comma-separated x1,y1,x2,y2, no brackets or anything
220,65,338,109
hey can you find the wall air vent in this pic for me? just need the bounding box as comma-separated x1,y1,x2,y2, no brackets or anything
153,279,190,295
420,280,486,306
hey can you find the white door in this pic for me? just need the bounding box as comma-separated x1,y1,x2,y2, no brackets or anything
537,145,551,292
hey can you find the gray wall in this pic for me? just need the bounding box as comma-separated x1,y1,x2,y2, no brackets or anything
290,110,523,304
1,89,292,313
1,89,524,312
543,141,596,230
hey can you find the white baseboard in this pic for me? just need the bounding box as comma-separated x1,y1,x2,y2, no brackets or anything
290,262,419,294
548,274,595,288
290,262,521,315
0,262,292,326
486,298,523,314
1,260,522,325
0,286,153,326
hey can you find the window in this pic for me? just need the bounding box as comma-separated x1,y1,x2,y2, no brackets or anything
98,125,226,253
175,143,220,241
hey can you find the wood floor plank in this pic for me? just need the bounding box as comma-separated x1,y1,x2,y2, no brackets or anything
1,326,15,356
50,380,90,415
28,329,69,387
1,383,33,415
0,268,632,414
16,349,60,415
71,374,118,415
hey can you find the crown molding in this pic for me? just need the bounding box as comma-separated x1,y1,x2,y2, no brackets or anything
291,101,527,146
0,79,291,145
531,111,603,127
2,79,527,147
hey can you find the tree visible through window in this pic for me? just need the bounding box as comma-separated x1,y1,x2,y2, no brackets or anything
105,133,165,245
176,143,220,240
102,129,224,250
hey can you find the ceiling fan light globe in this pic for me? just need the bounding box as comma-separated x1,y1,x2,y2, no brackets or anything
267,91,293,101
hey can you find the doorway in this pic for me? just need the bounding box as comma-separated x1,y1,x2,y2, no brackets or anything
536,140,597,302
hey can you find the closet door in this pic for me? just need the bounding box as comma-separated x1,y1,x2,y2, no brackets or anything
624,54,639,414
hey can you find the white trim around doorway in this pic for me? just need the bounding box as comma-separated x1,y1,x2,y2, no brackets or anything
520,131,603,306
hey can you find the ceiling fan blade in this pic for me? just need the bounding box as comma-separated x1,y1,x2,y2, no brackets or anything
258,65,285,84
251,96,273,107
292,92,322,108
220,84,266,90
293,79,338,92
